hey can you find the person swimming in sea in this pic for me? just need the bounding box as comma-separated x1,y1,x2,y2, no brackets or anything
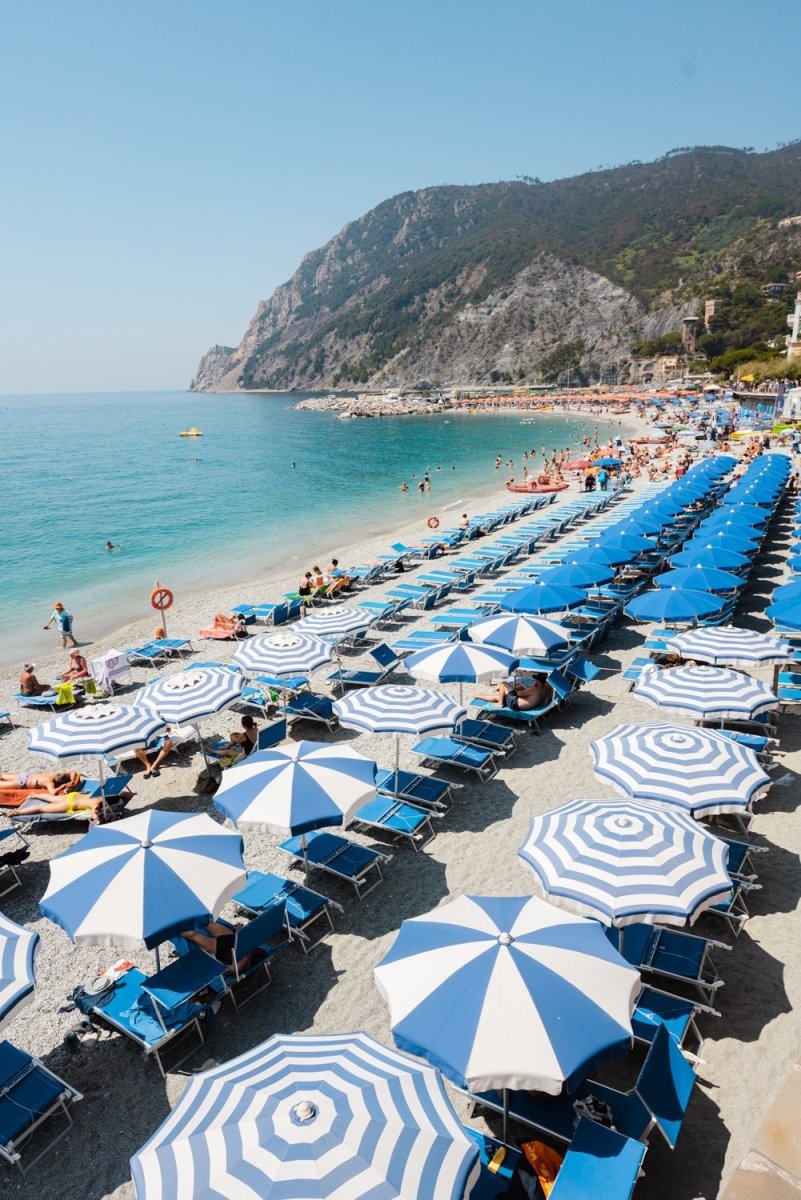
106,540,118,551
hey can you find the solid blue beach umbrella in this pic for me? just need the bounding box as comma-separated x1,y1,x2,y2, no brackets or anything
592,457,621,468
518,798,732,927
693,527,760,553
767,599,801,630
214,741,377,834
374,894,638,1098
500,582,586,614
539,560,616,589
592,530,655,556
655,565,744,594
625,588,724,625
131,1032,480,1200
0,914,39,1031
571,544,631,568
40,811,246,950
670,545,751,572
771,582,801,607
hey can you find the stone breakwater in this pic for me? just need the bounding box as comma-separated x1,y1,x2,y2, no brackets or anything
294,394,450,417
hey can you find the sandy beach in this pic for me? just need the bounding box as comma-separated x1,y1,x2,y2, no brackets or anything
1,438,797,1200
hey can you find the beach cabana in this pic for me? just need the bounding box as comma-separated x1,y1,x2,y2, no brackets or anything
590,722,770,819
130,1032,480,1200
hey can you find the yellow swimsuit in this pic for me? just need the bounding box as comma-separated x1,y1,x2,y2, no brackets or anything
64,792,92,815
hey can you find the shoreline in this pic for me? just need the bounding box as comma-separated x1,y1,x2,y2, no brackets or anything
5,410,639,673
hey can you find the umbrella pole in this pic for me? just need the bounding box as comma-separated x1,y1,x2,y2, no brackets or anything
196,724,211,769
395,736,400,777
503,1087,509,1144
155,945,162,973
301,833,309,880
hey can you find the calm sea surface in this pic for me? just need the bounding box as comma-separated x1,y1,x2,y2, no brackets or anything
0,391,604,665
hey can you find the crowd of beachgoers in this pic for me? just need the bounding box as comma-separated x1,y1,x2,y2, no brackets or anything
2,406,801,1199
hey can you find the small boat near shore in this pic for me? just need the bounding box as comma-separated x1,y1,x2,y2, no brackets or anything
179,427,204,437
506,480,570,494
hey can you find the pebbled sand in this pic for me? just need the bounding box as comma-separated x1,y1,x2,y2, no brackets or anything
2,450,800,1200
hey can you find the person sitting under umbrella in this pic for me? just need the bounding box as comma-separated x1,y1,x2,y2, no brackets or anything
203,715,258,763
479,673,552,711
178,921,262,973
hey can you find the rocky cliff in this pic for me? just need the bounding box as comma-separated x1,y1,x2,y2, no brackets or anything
191,143,801,392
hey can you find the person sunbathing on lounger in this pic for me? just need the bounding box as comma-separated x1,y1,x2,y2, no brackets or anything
0,770,81,793
179,922,261,974
479,674,553,711
17,791,104,823
203,715,258,760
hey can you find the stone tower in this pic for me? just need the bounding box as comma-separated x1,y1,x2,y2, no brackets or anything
682,317,701,356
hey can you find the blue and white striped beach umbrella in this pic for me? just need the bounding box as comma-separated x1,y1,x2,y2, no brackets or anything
214,741,377,834
28,702,166,761
591,722,771,818
0,914,39,1032
333,685,466,736
233,631,333,678
134,668,243,724
130,1032,480,1200
405,642,518,686
40,811,246,949
374,894,638,1096
670,626,789,668
295,607,376,639
466,613,571,657
633,664,777,722
518,799,732,926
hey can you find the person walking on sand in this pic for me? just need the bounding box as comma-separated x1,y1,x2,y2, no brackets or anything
44,602,78,648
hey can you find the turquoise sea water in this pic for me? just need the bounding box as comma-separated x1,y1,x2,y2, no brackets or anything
0,391,606,665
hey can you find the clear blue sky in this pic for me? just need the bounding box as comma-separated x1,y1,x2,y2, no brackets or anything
2,0,799,393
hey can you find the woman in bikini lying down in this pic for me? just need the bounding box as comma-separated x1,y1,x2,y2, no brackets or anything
0,770,81,793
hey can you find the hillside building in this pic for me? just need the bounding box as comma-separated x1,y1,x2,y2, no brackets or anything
704,298,723,330
682,317,701,356
787,278,801,361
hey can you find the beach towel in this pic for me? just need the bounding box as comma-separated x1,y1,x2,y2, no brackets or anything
0,787,40,809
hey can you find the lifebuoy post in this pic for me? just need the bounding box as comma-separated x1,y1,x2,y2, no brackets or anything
150,579,174,634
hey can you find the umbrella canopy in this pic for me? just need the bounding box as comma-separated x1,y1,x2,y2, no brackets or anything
134,668,243,724
590,722,771,818
567,545,632,568
655,565,744,594
40,811,246,949
590,530,655,556
625,588,724,625
518,799,732,926
0,914,39,1032
233,631,333,678
592,457,621,468
374,894,638,1095
767,597,801,631
405,641,518,684
500,582,586,614
333,685,466,736
295,607,376,639
214,741,377,834
566,458,591,470
130,1032,480,1200
633,665,777,722
670,545,751,572
28,703,166,761
466,613,571,657
537,561,615,589
670,626,789,668
771,581,801,608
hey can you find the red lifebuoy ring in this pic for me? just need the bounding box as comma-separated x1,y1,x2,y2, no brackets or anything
427,516,440,529
150,586,174,611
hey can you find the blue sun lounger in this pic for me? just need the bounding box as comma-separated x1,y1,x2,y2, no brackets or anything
13,692,58,713
0,1041,82,1174
351,796,438,850
81,952,227,1076
411,736,499,779
549,1117,646,1200
375,768,458,810
180,906,291,1008
231,870,341,952
328,644,401,693
609,923,730,1004
279,830,390,899
471,1025,695,1151
283,691,338,730
456,718,517,754
0,829,29,897
469,670,571,732
632,985,711,1061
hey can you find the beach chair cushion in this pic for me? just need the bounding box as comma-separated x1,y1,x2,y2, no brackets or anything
456,718,516,753
633,1025,696,1149
411,736,497,778
231,870,338,951
279,831,385,896
632,987,699,1052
